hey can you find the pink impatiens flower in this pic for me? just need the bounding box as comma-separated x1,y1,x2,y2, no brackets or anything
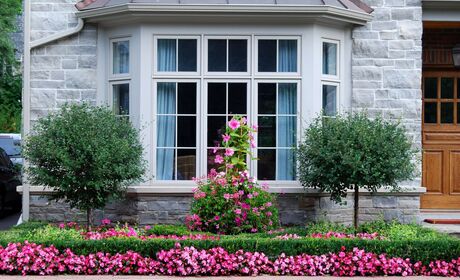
228,119,240,130
222,134,231,142
225,148,234,157
214,155,224,164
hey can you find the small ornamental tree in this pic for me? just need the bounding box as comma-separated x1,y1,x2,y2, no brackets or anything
23,104,146,228
297,112,417,229
187,116,279,234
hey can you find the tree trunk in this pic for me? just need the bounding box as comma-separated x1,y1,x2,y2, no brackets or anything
86,208,93,231
353,185,359,230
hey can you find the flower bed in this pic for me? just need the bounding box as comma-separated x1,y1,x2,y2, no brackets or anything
1,242,460,276
1,221,459,272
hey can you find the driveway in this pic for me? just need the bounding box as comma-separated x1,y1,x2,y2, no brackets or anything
0,211,20,231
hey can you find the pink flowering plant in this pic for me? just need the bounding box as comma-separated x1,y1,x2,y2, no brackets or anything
187,116,279,234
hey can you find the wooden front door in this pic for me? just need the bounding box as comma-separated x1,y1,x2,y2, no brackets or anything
421,72,460,209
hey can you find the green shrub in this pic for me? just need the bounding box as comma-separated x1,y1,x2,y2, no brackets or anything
188,116,278,234
23,104,146,227
297,112,417,228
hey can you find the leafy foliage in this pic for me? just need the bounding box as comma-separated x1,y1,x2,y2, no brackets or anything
188,116,279,234
297,112,417,226
23,104,146,225
0,0,22,133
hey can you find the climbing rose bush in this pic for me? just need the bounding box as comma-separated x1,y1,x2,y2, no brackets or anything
1,242,460,276
187,116,279,234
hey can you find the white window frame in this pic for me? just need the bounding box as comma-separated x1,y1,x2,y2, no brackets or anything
202,79,252,174
109,36,132,80
149,34,303,183
253,80,301,182
153,35,201,77
109,36,132,117
109,81,131,117
321,38,341,116
321,81,340,117
152,79,201,183
321,38,340,81
204,36,251,76
255,36,301,77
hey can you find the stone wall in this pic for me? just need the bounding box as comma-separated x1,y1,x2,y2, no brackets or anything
29,0,97,124
29,192,421,226
352,0,423,154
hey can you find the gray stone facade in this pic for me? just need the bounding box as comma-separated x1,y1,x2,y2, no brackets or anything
352,0,423,152
29,0,97,124
29,191,421,226
25,0,425,226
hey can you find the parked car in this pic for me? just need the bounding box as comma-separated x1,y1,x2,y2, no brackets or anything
0,147,21,214
0,134,22,166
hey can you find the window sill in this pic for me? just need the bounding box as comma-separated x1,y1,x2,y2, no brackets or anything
18,184,426,196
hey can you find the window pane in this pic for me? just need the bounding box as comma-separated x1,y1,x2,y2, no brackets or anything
258,116,276,147
258,40,277,72
458,103,460,124
424,77,437,99
322,85,337,116
113,84,129,115
278,83,297,115
156,149,175,180
157,83,176,114
441,78,454,99
458,79,460,98
157,116,175,147
208,83,226,114
208,116,226,147
177,116,196,147
279,40,297,72
208,39,227,72
441,102,454,123
424,102,437,124
258,149,276,180
113,41,129,74
178,83,196,114
178,39,197,72
277,149,295,180
177,149,196,180
278,116,296,147
228,83,247,114
229,40,247,72
323,42,337,75
158,39,176,72
258,83,276,114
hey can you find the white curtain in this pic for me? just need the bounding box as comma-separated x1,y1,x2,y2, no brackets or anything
158,39,176,72
277,83,297,180
279,40,297,72
323,43,337,75
157,83,176,180
113,41,129,74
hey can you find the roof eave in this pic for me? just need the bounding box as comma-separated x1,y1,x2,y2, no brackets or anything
75,4,373,26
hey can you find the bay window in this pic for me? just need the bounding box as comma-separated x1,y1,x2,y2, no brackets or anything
106,30,347,185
